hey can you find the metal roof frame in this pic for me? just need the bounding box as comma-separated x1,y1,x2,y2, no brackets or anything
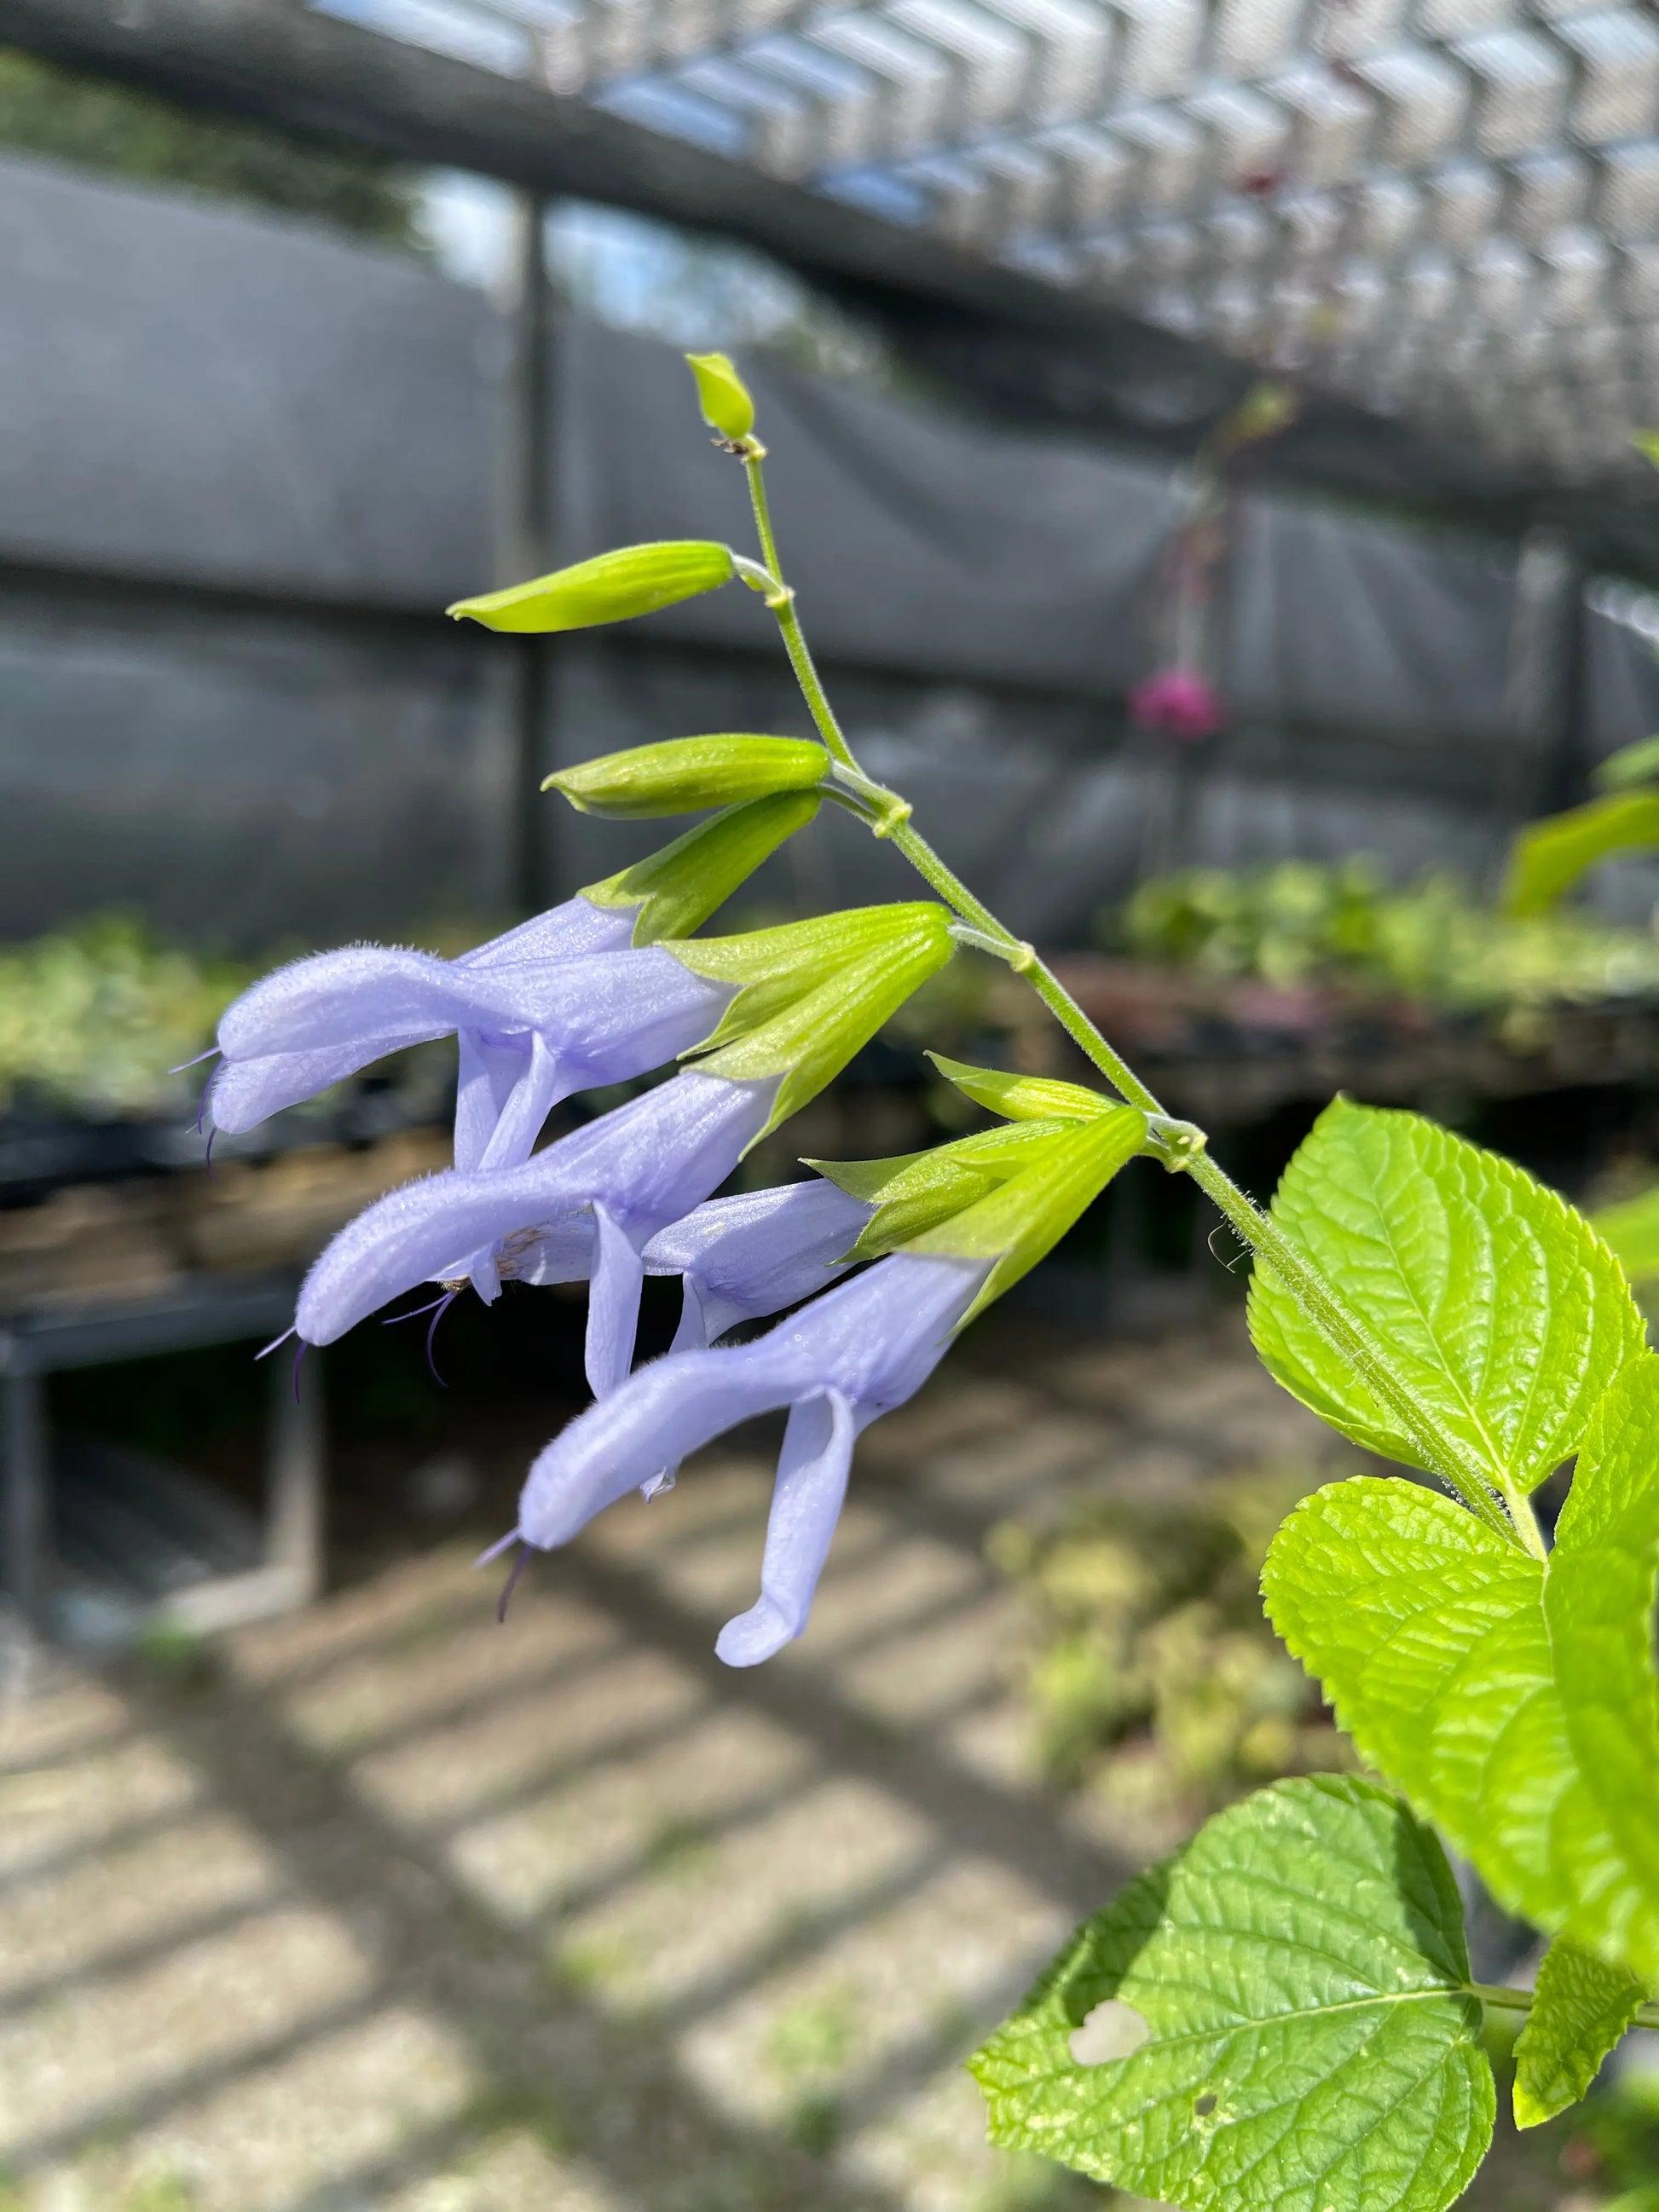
5,0,1659,572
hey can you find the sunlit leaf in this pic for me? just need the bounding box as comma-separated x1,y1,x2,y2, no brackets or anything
971,1775,1494,2212
1263,1356,1659,1984
1248,1100,1644,1495
1512,1937,1647,2128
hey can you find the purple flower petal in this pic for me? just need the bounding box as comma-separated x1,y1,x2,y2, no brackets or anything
510,1251,986,1659
643,1179,873,1347
295,1071,777,1354
586,1204,647,1398
457,895,634,968
715,1388,858,1666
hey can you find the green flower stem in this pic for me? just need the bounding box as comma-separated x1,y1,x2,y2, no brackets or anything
1186,1152,1524,1550
1472,1983,1659,2032
739,441,1525,1553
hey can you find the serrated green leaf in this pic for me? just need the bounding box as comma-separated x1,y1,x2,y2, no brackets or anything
579,792,820,945
970,1774,1493,2212
1592,1183,1659,1287
1594,734,1659,794
685,350,755,441
1263,1355,1659,1984
1513,1938,1647,2128
546,735,828,817
1248,1100,1644,1497
672,902,953,1140
926,1052,1112,1123
1503,793,1659,917
448,540,735,633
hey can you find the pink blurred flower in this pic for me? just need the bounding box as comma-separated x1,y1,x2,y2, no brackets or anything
1129,667,1224,742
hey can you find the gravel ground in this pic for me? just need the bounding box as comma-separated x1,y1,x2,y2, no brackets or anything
0,1312,1599,2212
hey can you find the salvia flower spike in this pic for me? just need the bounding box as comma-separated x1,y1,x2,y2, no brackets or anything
290,901,957,1390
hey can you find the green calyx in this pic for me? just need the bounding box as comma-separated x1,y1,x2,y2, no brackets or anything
545,735,830,818
579,791,820,945
448,541,736,634
668,902,954,1141
927,1052,1113,1124
685,351,756,442
817,1107,1145,1329
812,1122,1080,1257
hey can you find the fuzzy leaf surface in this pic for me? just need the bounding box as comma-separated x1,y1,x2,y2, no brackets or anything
1263,1357,1659,1984
1512,1938,1647,2128
971,1775,1493,2212
1248,1101,1643,1496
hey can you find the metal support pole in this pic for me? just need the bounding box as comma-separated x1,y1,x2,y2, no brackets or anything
494,190,554,916
1,1354,47,1626
1503,526,1588,829
267,1347,324,1608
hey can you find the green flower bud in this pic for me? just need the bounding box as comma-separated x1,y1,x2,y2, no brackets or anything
448,541,736,634
915,1109,1147,1325
686,351,756,442
544,735,830,818
581,791,822,945
812,1121,1086,1259
816,1108,1145,1325
927,1052,1111,1124
669,903,954,1141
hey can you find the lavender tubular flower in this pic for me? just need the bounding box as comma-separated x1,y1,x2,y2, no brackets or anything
206,792,822,1146
206,892,636,1138
496,1097,1151,1662
642,1179,875,1351
295,1069,780,1393
633,1175,876,1501
211,927,729,1169
514,1251,987,1664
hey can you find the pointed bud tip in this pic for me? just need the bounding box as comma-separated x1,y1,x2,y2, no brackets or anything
685,351,756,442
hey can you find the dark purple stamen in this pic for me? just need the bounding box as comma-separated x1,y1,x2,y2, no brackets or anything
292,1341,308,1403
205,1126,217,1173
496,1542,532,1624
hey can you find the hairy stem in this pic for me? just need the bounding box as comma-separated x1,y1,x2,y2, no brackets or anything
1472,1983,1659,2032
741,443,1524,1551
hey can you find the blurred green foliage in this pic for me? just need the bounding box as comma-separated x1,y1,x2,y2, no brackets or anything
0,45,421,243
1116,858,1659,1016
989,1467,1344,1830
0,915,251,1118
